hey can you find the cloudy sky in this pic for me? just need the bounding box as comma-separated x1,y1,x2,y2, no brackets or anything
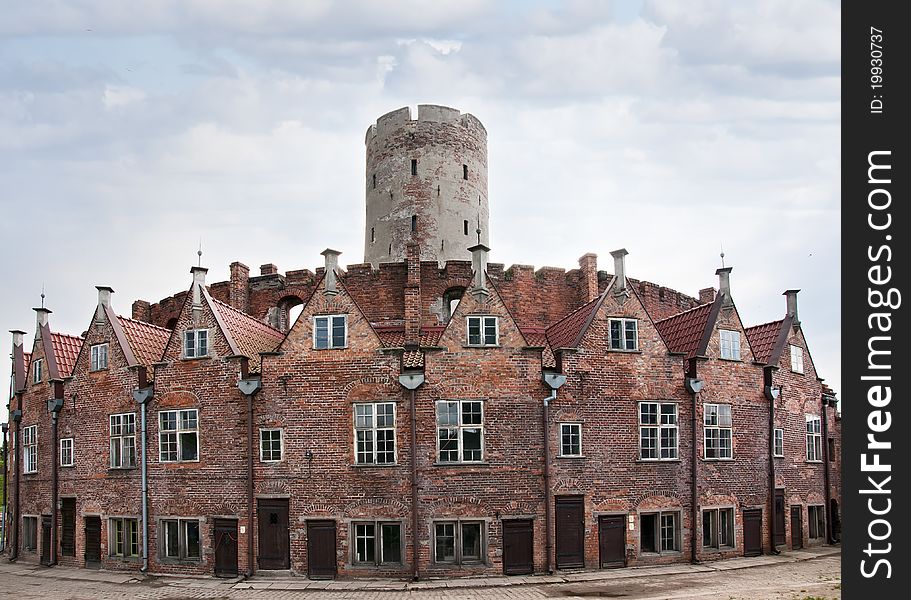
1,0,840,420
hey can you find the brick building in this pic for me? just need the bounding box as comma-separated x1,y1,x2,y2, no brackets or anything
3,105,839,579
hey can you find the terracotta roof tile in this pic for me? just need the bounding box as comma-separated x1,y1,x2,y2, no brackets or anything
546,294,603,350
520,327,548,348
654,302,714,358
374,324,405,348
118,316,171,366
744,320,784,365
403,350,424,369
210,298,284,370
420,326,445,347
51,332,84,377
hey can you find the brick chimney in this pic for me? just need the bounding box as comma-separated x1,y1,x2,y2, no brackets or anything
699,287,716,304
716,267,733,307
260,263,278,276
229,262,250,312
321,249,341,297
578,253,599,302
132,300,151,323
405,243,421,347
468,244,490,301
610,248,629,295
784,289,800,325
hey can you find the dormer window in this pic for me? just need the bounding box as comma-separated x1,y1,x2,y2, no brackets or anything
719,330,741,360
467,316,498,346
91,343,109,371
790,345,804,373
314,315,347,349
184,329,208,359
609,318,638,351
32,358,43,384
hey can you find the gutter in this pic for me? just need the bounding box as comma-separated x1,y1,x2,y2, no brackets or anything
684,363,704,565
1,423,7,552
542,371,567,574
237,359,262,578
399,371,425,581
132,366,154,573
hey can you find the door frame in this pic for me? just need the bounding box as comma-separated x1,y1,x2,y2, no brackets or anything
554,495,586,569
502,518,534,575
597,514,626,568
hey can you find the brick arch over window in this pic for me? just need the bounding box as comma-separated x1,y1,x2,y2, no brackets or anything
275,295,305,332
442,286,466,322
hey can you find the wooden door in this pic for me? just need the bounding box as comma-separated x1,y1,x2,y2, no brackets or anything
555,496,585,569
84,516,101,565
214,519,239,577
306,520,337,579
40,515,52,565
60,498,76,557
774,490,786,546
598,515,625,568
790,506,803,549
257,499,290,570
743,509,763,556
502,519,534,575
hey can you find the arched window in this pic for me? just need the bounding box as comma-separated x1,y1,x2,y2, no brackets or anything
276,296,305,333
442,287,465,323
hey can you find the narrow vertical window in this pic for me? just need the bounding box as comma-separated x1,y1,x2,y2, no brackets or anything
60,437,75,467
91,343,109,370
371,227,375,243
411,215,417,232
372,173,377,189
464,220,469,235
790,345,804,373
463,164,468,180
411,159,417,176
33,358,43,384
773,428,784,457
806,415,822,461
23,425,38,473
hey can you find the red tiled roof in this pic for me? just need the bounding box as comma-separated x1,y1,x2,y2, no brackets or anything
374,325,445,349
654,301,714,358
51,332,84,377
520,327,548,348
546,294,603,350
118,316,171,366
210,297,284,370
745,320,784,365
403,350,424,369
421,326,445,347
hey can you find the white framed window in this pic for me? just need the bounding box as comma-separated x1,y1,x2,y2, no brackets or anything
436,400,483,463
352,521,403,565
32,358,43,384
806,415,822,461
808,506,826,539
790,345,804,373
466,315,498,346
110,413,137,468
639,402,678,460
259,429,283,462
704,404,733,459
354,402,396,465
609,318,639,351
559,423,582,457
433,521,485,565
91,343,109,371
183,329,208,358
159,409,199,462
640,511,680,553
773,428,784,457
719,330,741,360
702,507,735,549
109,517,140,557
314,314,347,349
23,425,38,474
60,437,74,467
22,516,38,550
160,518,201,561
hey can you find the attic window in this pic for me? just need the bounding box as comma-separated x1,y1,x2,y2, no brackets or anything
467,315,498,346
314,314,347,349
463,164,468,180
91,343,109,371
790,345,804,373
411,159,418,176
609,318,638,351
33,358,43,384
719,330,741,360
184,329,209,359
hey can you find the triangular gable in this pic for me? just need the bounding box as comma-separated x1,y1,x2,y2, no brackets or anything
160,279,239,364
435,274,530,351
71,304,138,374
708,300,757,363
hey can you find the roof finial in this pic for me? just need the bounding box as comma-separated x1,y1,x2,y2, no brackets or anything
476,213,482,245
197,238,203,267
720,243,726,268
40,283,46,309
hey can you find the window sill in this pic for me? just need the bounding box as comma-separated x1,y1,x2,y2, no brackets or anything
109,555,142,562
348,562,405,569
181,355,211,361
773,455,785,459
636,459,681,464
557,455,586,459
432,561,487,567
157,557,203,565
352,463,399,469
703,458,735,462
607,349,642,354
159,460,201,466
433,461,490,467
718,357,743,362
463,344,500,349
313,346,349,351
640,550,682,557
806,460,823,464
89,368,109,373
108,467,138,472
702,546,736,553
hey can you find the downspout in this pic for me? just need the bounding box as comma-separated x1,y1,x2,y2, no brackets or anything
685,363,704,565
542,372,567,574
132,366,154,573
1,423,7,553
764,371,781,555
237,359,262,578
399,371,425,581
10,405,22,561
48,381,64,566
821,393,835,544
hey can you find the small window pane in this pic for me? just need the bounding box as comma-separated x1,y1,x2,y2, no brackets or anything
435,523,455,562
185,521,201,558
461,523,482,561
180,432,198,461
165,521,179,557
355,523,375,563
462,428,482,461
315,317,329,349
381,523,401,563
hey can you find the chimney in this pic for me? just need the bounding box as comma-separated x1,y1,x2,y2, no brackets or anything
699,287,716,304
34,306,52,334
784,289,800,325
578,253,599,302
10,330,25,393
96,286,114,322
190,266,208,304
321,249,341,297
468,244,490,301
610,248,629,294
260,263,278,276
229,262,250,312
716,267,733,306
405,244,421,347
132,299,151,322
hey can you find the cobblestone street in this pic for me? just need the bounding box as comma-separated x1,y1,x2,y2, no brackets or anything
0,547,840,600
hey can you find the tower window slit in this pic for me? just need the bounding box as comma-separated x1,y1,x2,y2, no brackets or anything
411,159,418,176
371,227,375,243
372,173,376,189
464,220,469,236
411,215,417,232
463,164,468,180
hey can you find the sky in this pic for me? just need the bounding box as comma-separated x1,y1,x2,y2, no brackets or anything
0,0,840,421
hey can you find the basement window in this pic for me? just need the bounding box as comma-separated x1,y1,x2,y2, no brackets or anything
411,159,418,176
23,516,38,551
109,517,140,558
640,511,680,553
466,315,498,346
160,518,201,561
314,315,347,349
609,318,638,351
808,506,826,539
91,343,109,371
434,520,484,564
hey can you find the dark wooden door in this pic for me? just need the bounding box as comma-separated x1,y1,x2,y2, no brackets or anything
60,498,76,557
40,515,52,565
790,506,803,549
598,515,625,568
743,509,763,556
774,490,786,546
214,519,239,577
257,499,290,570
555,496,585,569
84,516,101,565
502,519,534,575
306,520,337,579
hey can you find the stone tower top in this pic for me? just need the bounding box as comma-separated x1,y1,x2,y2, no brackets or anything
364,105,489,266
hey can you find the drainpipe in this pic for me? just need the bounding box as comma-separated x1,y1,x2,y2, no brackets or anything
237,359,262,578
399,370,425,581
48,381,64,566
764,373,781,555
684,365,704,565
542,371,567,574
821,393,835,544
1,422,8,552
132,366,154,573
10,406,22,561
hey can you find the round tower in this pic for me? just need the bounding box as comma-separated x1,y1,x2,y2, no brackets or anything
364,105,489,266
